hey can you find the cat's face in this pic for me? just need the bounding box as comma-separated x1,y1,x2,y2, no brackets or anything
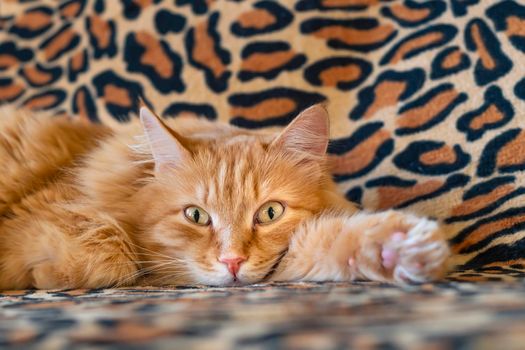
138,106,333,286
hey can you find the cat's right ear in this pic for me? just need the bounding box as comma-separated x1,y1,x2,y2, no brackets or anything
140,107,191,172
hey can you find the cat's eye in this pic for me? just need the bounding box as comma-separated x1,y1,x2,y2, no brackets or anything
256,201,285,225
184,206,211,226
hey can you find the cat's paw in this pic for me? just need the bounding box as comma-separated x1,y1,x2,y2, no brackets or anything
382,219,450,284
31,257,138,290
353,212,450,284
32,261,75,290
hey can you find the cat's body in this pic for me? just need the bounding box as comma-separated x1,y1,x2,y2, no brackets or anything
0,106,450,290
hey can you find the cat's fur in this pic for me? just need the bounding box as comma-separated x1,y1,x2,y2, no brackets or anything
0,106,450,290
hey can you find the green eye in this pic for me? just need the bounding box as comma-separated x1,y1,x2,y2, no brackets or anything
184,206,211,226
256,201,285,225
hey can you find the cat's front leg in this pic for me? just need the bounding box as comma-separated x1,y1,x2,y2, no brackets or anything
272,210,450,284
30,219,139,290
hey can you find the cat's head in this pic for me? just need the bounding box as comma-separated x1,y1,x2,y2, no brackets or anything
137,105,339,286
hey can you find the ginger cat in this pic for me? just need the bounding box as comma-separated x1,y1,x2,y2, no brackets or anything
0,105,449,290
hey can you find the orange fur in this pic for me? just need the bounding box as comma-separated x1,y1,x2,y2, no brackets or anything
0,106,449,290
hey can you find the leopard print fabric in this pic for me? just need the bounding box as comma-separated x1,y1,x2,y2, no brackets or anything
2,282,525,348
1,0,525,277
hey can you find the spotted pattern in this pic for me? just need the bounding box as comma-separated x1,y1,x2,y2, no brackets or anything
464,18,512,86
186,12,231,93
1,281,525,348
430,45,471,79
487,1,525,54
382,0,446,28
457,86,514,141
1,0,525,278
301,17,397,52
8,6,54,39
240,41,306,82
124,32,184,93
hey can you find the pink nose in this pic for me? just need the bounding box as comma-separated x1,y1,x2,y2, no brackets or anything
219,256,246,277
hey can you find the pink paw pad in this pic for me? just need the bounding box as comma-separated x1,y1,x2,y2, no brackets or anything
381,231,406,269
381,248,397,269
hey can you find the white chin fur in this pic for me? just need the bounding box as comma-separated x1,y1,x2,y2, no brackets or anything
190,263,271,286
193,265,234,286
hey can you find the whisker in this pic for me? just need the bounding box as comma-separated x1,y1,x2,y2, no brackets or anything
114,269,148,288
145,269,194,287
103,260,174,266
134,253,186,262
125,240,181,261
114,261,179,288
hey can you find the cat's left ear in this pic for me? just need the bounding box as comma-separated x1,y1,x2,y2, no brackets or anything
270,104,329,157
140,107,191,172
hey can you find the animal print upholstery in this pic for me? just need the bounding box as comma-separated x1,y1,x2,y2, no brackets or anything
2,282,525,348
1,0,525,278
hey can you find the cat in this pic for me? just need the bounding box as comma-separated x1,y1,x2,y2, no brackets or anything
0,105,450,290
